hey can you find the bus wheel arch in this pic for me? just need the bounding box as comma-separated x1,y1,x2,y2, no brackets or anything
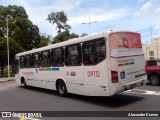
21,77,27,87
56,79,68,97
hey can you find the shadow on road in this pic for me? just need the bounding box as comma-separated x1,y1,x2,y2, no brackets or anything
68,94,144,108
20,86,145,108
146,82,160,86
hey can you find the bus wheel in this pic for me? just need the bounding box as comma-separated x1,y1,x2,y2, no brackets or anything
149,74,160,86
56,80,67,97
21,77,27,87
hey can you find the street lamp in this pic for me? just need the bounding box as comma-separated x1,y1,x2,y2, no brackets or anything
82,17,97,34
6,15,11,78
5,9,15,79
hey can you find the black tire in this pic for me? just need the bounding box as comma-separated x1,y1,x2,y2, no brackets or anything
56,80,67,97
24,81,27,87
21,77,27,87
149,74,160,86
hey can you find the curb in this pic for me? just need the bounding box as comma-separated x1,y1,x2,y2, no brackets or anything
0,78,15,83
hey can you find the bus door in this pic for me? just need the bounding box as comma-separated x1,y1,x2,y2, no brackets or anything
109,32,146,85
65,44,84,94
82,38,108,95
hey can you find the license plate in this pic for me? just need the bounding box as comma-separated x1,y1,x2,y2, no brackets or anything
130,83,137,89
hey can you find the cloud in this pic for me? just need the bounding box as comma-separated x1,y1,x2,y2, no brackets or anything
155,7,160,13
134,0,153,17
68,8,127,27
153,24,160,36
136,0,145,3
2,0,159,43
141,1,152,11
17,0,33,17
14,0,85,36
154,24,160,30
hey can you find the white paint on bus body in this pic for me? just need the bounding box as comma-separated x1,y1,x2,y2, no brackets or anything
15,30,147,96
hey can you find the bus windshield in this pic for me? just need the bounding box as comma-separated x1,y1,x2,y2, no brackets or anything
109,32,143,57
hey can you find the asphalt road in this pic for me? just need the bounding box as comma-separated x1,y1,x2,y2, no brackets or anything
0,81,160,120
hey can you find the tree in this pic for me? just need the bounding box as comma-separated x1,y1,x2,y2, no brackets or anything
46,11,71,33
81,33,88,37
0,5,40,50
0,5,28,37
10,17,40,50
52,30,79,44
0,5,40,76
0,37,23,76
38,33,52,47
70,33,79,38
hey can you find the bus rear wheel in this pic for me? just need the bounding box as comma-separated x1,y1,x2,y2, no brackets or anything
56,80,67,97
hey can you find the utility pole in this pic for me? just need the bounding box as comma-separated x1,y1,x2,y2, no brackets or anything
6,15,10,78
82,17,97,34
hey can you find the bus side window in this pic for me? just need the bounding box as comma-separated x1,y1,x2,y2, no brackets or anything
33,53,41,68
96,40,106,63
65,44,82,66
83,38,106,65
20,56,25,68
83,41,96,65
51,48,64,67
41,51,51,67
24,55,32,68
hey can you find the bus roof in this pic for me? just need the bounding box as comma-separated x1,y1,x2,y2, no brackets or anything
16,30,139,57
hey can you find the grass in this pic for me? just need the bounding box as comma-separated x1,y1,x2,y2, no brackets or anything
0,71,15,78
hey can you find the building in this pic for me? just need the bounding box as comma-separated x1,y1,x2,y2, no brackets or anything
143,37,160,60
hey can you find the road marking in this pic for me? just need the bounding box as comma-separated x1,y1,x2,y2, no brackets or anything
125,89,160,96
18,116,41,120
20,116,25,120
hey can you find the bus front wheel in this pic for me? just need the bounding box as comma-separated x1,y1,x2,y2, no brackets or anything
56,80,67,97
21,77,27,87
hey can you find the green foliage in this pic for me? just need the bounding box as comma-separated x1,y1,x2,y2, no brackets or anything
9,37,24,60
47,10,81,44
0,37,24,76
10,17,40,50
0,37,24,63
0,5,40,50
38,33,52,47
0,37,7,64
0,5,41,76
0,5,28,37
0,71,15,78
81,33,88,37
52,30,79,44
70,33,79,38
46,11,71,33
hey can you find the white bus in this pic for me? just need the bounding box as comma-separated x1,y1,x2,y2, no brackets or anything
15,30,147,96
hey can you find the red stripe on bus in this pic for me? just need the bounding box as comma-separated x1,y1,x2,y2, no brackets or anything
39,68,44,71
118,64,123,66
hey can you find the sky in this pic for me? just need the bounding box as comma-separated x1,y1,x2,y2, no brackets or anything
1,0,160,44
